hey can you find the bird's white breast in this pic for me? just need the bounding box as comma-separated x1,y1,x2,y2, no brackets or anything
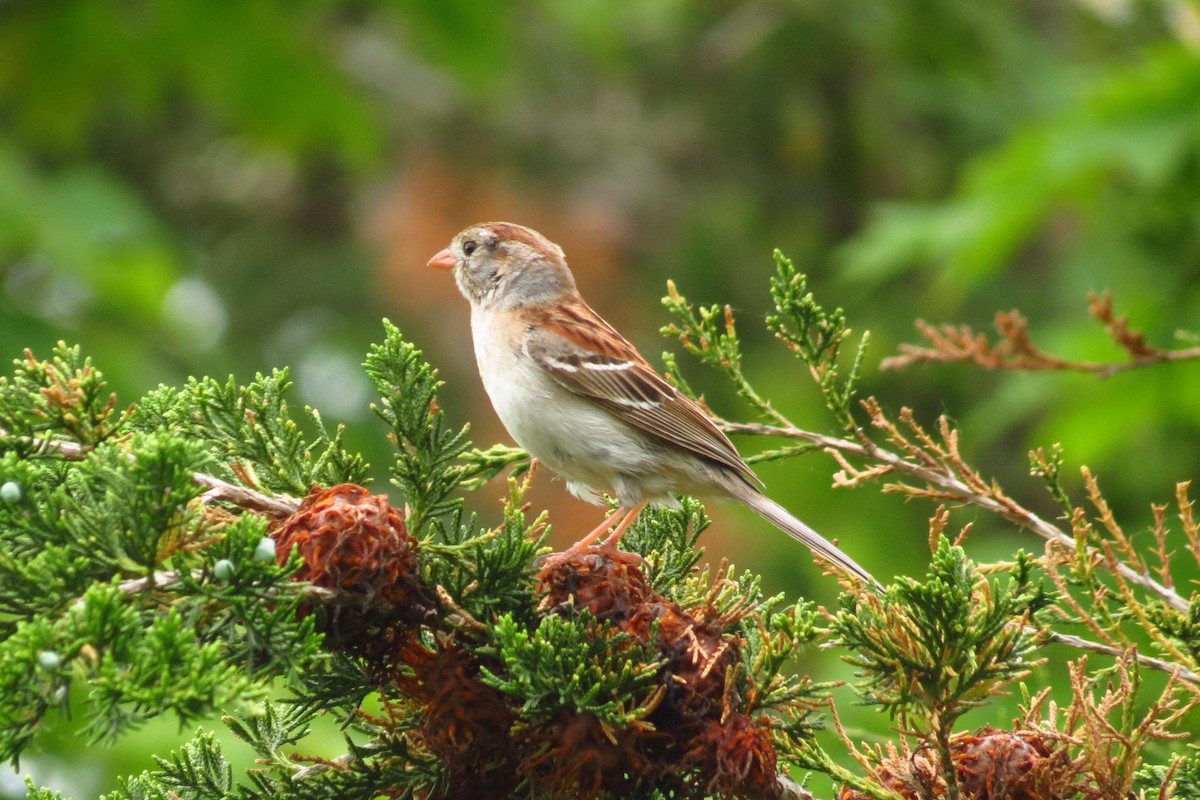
469,307,664,503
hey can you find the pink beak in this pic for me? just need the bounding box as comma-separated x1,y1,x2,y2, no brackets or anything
427,248,456,270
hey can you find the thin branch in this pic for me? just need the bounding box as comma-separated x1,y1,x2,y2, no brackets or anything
0,426,300,516
71,569,337,610
766,774,818,800
193,471,299,516
717,418,1189,614
1041,631,1200,686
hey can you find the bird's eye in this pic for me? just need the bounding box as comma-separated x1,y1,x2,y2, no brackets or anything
462,240,478,256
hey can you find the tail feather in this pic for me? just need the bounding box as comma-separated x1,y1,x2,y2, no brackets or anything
738,489,880,590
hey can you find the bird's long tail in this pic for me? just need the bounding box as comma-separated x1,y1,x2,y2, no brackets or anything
738,489,880,590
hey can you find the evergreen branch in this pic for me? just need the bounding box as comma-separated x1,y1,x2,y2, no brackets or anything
716,415,1189,615
661,280,788,426
72,569,337,608
365,320,474,530
1,425,299,516
716,415,1200,685
134,370,368,496
764,251,869,431
0,343,128,449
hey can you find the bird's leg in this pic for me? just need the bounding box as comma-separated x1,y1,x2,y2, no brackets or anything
546,501,648,561
601,500,648,548
558,506,633,557
537,503,649,579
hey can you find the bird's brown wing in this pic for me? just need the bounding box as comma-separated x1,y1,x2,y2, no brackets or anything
523,302,760,487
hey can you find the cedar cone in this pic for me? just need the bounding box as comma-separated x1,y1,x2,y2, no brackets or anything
687,713,778,796
954,726,1054,800
270,483,434,661
535,545,769,798
539,546,741,716
838,744,942,800
839,727,1057,800
520,711,657,800
538,545,652,630
395,642,518,800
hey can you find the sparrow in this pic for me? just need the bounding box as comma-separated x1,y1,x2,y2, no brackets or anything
429,222,875,586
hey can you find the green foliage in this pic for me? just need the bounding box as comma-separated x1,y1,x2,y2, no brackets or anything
483,612,664,729
0,355,326,768
663,253,869,433
740,591,823,712
1147,597,1200,663
24,778,67,800
0,432,213,626
366,320,533,533
365,320,475,531
421,475,545,627
662,280,785,425
832,539,1052,732
108,731,233,800
621,498,709,594
4,329,836,798
766,251,870,432
0,342,127,449
133,370,368,496
0,583,257,760
1134,748,1200,800
3,302,1197,800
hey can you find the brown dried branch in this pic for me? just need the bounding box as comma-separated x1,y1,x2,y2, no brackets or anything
1010,652,1200,799
720,408,1200,685
1039,632,1200,685
883,292,1200,377
1179,480,1200,567
193,471,299,516
717,408,1189,615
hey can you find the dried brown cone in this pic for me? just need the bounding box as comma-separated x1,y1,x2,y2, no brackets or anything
838,742,943,800
394,641,518,800
270,483,435,662
839,727,1063,800
535,544,775,798
519,711,659,800
953,726,1059,800
538,544,652,630
539,545,740,714
685,713,778,796
649,599,741,721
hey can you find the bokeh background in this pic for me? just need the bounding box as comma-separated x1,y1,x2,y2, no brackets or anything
3,1,1200,796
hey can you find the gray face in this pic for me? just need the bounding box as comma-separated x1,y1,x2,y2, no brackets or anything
448,222,576,309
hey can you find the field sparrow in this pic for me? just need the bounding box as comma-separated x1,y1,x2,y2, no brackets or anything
429,222,874,586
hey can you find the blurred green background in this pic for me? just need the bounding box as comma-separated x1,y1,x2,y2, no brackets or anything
3,1,1200,796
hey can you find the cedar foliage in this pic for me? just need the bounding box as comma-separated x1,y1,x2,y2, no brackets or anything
2,267,1198,800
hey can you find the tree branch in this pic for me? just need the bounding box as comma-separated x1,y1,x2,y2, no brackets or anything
717,418,1189,614
0,427,300,516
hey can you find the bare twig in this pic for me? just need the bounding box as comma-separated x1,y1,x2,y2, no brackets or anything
1040,631,1200,686
290,753,356,781
766,774,817,800
193,471,299,516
